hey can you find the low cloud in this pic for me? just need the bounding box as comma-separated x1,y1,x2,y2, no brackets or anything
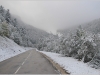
0,1,100,33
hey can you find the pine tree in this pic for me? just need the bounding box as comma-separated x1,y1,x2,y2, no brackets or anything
0,5,4,16
0,21,10,37
5,9,11,23
12,18,17,27
68,26,84,58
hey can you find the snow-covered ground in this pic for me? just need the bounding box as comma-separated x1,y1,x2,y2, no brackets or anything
40,51,100,75
0,36,33,62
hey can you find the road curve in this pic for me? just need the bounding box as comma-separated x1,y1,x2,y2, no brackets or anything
0,49,59,74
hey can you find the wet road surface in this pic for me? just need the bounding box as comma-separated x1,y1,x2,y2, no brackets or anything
0,49,59,74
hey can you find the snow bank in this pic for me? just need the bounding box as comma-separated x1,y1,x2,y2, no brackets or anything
40,51,100,75
0,36,31,62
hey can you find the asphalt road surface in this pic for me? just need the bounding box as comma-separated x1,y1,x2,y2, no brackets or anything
0,49,59,74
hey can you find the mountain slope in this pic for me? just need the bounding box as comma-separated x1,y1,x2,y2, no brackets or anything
0,36,28,62
0,5,49,47
82,18,100,34
58,18,100,35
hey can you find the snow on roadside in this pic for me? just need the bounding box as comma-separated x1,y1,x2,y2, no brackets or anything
40,51,100,75
0,36,32,62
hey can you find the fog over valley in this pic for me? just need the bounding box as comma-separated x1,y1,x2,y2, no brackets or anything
0,1,100,74
0,1,100,34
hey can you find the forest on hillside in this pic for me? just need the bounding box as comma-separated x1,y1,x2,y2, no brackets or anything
0,5,100,69
0,5,50,47
38,19,100,69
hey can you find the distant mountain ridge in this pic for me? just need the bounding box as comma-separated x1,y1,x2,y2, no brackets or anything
57,18,100,35
82,18,100,34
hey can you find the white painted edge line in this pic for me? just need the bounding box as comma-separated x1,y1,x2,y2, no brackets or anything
14,51,32,74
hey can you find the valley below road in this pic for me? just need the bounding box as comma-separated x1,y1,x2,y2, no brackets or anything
0,49,59,74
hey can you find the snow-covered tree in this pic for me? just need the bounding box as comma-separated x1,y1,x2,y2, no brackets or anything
0,21,10,37
67,26,85,58
0,5,4,17
5,9,11,23
89,34,100,69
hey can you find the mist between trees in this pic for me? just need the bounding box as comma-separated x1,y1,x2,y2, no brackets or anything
0,5,100,69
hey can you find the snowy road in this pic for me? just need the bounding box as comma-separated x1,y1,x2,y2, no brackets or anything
0,50,59,74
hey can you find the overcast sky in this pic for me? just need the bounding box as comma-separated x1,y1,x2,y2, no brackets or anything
0,0,100,34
